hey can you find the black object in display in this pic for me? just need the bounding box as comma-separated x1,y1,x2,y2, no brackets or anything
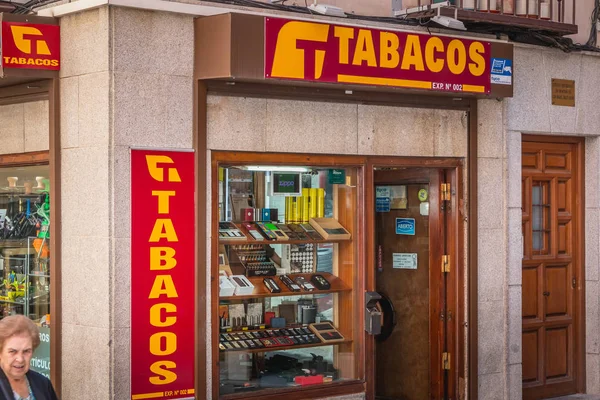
310,274,331,290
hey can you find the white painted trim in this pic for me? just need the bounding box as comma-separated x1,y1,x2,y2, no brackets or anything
38,0,233,17
38,0,107,16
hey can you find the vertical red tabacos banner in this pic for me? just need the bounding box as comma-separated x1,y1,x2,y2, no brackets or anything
131,149,196,400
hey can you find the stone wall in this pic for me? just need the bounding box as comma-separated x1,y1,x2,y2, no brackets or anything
0,101,49,154
480,44,600,400
58,5,195,400
207,96,468,157
54,3,600,399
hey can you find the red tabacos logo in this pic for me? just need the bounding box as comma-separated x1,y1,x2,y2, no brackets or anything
265,18,491,94
1,22,60,70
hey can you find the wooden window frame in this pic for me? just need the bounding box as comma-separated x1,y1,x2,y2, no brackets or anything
194,82,480,400
210,151,368,400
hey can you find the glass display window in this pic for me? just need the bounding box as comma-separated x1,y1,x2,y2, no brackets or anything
213,158,363,398
0,163,51,378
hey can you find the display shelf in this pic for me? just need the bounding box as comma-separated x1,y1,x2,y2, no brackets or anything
0,298,25,305
218,223,351,245
219,380,362,400
0,239,30,248
220,272,350,301
0,237,50,319
220,338,352,354
29,272,50,278
219,237,349,245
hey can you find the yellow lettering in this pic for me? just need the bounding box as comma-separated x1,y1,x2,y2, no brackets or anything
352,29,377,67
149,275,179,299
271,21,329,79
468,42,485,77
152,190,176,214
150,332,177,356
51,60,58,67
149,219,178,242
10,57,18,64
2,57,9,64
400,35,425,71
19,58,26,64
379,32,400,69
149,361,177,385
27,58,35,65
425,37,444,73
334,26,354,65
150,303,177,327
447,40,466,75
150,247,177,270
145,155,181,182
10,26,50,55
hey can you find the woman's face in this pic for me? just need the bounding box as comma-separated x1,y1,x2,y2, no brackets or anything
0,334,32,381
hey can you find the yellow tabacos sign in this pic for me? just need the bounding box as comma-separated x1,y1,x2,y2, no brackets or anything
265,18,491,94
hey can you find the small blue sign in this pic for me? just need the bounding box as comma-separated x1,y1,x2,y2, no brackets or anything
376,197,391,212
396,218,415,235
491,58,512,86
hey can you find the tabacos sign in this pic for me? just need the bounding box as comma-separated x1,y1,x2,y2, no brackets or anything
131,150,195,400
265,18,491,94
1,21,60,70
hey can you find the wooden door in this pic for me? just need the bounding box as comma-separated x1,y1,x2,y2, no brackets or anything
521,138,584,399
374,168,453,400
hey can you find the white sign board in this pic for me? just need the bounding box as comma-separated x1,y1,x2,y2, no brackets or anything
393,253,418,269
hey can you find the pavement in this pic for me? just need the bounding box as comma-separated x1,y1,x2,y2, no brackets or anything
546,395,600,400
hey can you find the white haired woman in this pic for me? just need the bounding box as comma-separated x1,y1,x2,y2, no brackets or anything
0,315,57,400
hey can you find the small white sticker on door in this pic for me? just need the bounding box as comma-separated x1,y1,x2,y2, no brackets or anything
393,253,418,269
420,202,429,216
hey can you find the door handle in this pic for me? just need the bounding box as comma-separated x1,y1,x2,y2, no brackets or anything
375,292,397,342
543,291,550,296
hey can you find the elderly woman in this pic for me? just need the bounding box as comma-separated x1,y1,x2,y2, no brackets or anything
0,315,57,400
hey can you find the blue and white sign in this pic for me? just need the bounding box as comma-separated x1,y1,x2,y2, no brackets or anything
376,197,391,212
491,58,512,86
396,218,415,235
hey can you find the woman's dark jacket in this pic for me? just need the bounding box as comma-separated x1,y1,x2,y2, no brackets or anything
0,368,58,400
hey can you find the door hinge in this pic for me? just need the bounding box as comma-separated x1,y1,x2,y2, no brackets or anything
442,352,451,370
441,183,451,201
442,255,450,273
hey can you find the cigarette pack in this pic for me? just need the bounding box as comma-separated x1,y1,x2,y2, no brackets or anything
219,274,236,297
228,274,255,296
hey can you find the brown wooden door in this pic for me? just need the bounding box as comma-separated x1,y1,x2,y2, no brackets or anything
522,138,584,399
374,168,455,400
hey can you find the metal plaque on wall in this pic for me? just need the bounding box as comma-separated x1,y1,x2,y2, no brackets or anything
551,79,575,107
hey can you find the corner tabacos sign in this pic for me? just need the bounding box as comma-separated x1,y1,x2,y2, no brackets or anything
1,19,60,71
265,18,491,94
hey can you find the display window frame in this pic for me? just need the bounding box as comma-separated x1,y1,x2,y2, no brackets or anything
205,151,468,399
195,76,480,397
0,151,56,377
209,151,369,400
0,77,61,395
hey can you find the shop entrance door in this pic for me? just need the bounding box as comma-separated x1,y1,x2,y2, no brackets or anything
521,137,585,399
373,168,456,400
